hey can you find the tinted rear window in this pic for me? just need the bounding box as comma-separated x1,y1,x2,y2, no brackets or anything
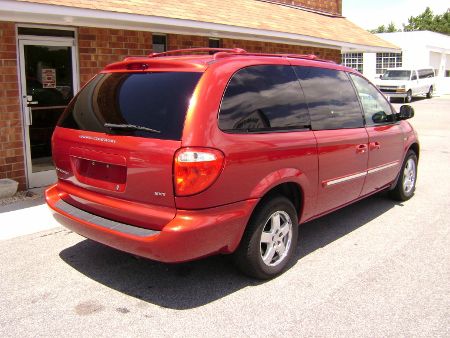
294,66,363,130
58,72,202,140
219,65,310,132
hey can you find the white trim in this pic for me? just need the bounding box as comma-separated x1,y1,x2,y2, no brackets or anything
324,161,400,188
15,22,77,32
0,0,399,52
324,171,367,187
16,26,80,188
367,161,399,174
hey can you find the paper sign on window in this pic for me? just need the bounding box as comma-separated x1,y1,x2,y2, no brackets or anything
42,68,56,88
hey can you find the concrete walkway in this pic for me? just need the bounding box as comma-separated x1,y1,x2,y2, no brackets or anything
0,195,60,241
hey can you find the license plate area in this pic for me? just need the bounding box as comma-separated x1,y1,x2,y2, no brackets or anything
70,156,127,192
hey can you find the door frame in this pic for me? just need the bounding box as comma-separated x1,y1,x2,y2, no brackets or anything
17,30,79,188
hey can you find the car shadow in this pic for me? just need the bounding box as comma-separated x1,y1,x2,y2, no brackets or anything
59,191,402,310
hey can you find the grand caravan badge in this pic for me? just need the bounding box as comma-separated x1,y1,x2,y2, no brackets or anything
79,135,117,144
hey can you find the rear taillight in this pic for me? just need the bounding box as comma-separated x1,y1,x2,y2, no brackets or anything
174,147,224,196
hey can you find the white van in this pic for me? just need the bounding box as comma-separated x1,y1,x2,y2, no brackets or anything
376,67,435,102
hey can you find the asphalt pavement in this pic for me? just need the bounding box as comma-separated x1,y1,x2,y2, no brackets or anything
0,95,449,337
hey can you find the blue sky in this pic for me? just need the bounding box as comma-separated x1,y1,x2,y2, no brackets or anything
342,0,449,30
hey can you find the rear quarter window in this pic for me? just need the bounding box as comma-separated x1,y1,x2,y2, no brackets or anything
59,72,202,140
218,65,310,132
418,69,435,79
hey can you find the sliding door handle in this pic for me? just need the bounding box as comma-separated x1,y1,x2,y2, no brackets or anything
356,144,367,154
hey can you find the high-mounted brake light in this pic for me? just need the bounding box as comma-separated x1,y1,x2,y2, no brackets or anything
174,147,224,196
126,63,149,70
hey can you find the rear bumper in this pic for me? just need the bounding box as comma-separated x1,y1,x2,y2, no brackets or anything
46,184,258,263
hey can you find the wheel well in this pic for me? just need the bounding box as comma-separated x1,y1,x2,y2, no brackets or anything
409,143,420,159
258,183,303,220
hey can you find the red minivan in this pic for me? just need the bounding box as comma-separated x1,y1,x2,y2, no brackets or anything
46,48,419,279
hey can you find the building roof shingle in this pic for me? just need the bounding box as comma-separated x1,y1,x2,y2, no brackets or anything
15,0,398,50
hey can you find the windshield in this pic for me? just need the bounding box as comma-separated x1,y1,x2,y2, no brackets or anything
58,72,202,140
382,70,411,80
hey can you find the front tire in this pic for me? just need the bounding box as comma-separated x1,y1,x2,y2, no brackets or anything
405,90,412,103
233,195,298,279
389,150,418,201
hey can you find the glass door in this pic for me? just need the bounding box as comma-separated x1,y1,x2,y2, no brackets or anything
18,38,78,188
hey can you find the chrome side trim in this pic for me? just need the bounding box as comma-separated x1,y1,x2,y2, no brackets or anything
324,171,367,187
367,161,399,174
324,161,400,187
54,199,160,237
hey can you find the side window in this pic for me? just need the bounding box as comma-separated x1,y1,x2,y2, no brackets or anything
423,69,434,78
349,73,394,126
294,66,364,130
418,69,434,79
219,65,310,132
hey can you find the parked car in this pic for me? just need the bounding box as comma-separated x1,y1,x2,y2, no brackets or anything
46,48,419,279
376,67,435,103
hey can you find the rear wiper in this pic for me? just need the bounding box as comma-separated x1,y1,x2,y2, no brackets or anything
104,123,161,134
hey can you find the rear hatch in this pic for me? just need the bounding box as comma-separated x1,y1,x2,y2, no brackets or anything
52,70,202,230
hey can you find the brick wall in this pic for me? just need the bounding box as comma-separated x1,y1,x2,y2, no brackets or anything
161,34,341,63
78,27,152,86
221,38,341,62
167,34,209,51
268,0,342,14
0,22,26,189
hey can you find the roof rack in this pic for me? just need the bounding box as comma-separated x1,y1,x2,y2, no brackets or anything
149,48,247,58
147,47,335,64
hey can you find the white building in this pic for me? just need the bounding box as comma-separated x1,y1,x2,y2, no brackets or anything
342,31,450,94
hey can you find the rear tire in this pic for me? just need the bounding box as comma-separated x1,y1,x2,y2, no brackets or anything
233,195,298,279
426,86,433,99
389,150,418,201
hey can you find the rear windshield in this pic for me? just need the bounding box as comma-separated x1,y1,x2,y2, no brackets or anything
58,72,202,140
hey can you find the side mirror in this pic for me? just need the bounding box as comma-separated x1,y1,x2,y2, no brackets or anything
398,105,415,120
372,111,388,123
379,74,383,79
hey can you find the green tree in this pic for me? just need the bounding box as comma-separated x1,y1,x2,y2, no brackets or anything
403,7,450,35
369,24,386,34
369,22,398,34
369,8,450,35
386,22,398,32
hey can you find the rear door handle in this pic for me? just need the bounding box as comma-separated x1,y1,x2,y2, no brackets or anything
369,141,381,150
356,144,367,154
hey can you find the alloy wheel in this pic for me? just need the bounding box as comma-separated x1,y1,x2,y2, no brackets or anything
403,158,416,194
260,211,293,267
